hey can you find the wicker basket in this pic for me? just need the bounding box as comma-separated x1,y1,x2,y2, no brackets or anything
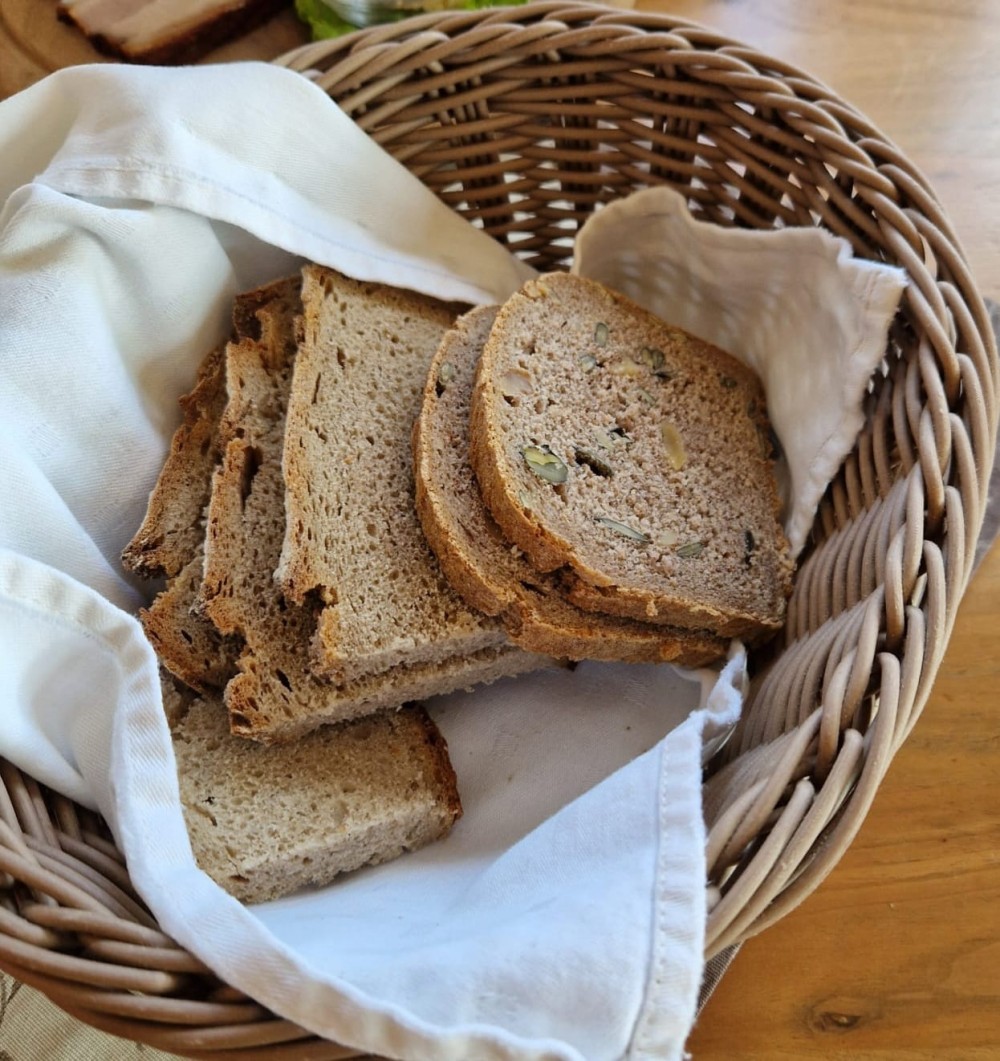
1,4,997,1057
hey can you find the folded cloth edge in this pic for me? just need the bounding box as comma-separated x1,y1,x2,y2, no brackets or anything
2,62,536,308
628,649,744,1060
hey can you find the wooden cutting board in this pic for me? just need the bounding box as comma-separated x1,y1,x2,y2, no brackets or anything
0,0,310,100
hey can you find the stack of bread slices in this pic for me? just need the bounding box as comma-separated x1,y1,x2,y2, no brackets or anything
414,272,793,664
125,265,791,904
123,267,547,902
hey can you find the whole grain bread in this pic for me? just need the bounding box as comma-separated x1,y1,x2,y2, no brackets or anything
140,549,240,693
122,342,227,580
200,274,548,744
170,688,462,905
125,282,302,693
276,265,508,682
414,305,728,666
199,275,303,639
468,273,793,640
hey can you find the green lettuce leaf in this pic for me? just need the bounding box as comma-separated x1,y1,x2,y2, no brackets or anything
295,0,527,39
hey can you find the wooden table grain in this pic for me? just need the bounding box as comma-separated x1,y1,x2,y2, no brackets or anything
0,1,996,1058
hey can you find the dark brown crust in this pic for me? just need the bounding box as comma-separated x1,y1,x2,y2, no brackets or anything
141,552,241,693
121,344,227,580
57,0,289,67
124,341,243,695
563,573,787,641
122,276,301,581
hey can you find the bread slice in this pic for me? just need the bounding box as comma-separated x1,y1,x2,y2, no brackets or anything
468,273,793,640
414,305,728,666
122,342,228,580
140,549,240,694
170,689,462,905
276,265,508,682
200,273,548,744
126,269,298,581
125,283,303,692
58,0,288,66
200,275,303,639
120,336,240,693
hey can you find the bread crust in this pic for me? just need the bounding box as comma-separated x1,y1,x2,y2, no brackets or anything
469,273,792,640
122,275,299,584
122,343,228,580
122,339,244,693
140,550,240,693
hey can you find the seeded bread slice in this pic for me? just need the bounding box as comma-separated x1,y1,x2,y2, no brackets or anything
122,342,227,580
200,275,548,744
414,306,728,666
170,688,462,905
276,265,507,682
469,273,793,640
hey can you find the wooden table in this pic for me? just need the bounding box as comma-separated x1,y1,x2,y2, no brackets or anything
1,1,997,1058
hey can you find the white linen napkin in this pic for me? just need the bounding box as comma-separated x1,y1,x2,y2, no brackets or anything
0,62,902,1061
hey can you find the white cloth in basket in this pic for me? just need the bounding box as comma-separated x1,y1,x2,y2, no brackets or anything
573,189,907,557
0,64,903,1061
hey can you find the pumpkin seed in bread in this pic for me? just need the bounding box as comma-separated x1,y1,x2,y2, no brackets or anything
468,273,793,640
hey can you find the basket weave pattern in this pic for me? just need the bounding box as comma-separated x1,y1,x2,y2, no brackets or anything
1,5,997,1056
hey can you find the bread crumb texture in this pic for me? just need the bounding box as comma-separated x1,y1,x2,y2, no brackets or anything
278,266,506,680
172,696,461,904
469,273,793,639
